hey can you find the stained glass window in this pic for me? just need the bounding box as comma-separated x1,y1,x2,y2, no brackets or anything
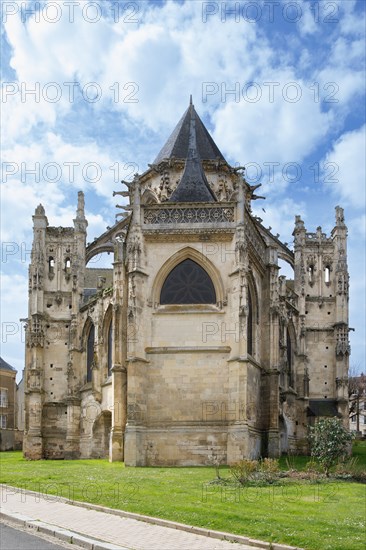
287,328,293,387
86,324,94,383
247,289,253,356
160,259,216,305
107,321,112,376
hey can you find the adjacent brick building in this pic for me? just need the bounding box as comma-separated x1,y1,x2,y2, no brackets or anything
0,357,17,450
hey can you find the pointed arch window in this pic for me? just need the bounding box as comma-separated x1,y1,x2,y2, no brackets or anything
48,257,55,273
160,259,216,304
286,328,293,388
107,320,113,376
86,324,95,383
324,265,331,284
308,265,314,284
247,289,253,356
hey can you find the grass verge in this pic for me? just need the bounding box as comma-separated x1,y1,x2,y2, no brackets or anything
0,444,365,550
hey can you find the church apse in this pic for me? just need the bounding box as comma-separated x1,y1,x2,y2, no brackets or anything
23,102,350,464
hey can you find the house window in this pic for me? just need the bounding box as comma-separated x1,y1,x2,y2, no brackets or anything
247,289,253,356
49,256,55,272
65,258,71,272
0,388,8,408
86,324,95,383
160,259,216,305
324,265,331,284
107,321,113,376
0,414,7,428
351,415,357,423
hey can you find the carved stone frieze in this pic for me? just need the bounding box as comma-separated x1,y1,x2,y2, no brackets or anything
143,204,235,225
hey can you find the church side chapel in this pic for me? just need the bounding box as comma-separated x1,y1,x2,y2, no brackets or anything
23,100,350,464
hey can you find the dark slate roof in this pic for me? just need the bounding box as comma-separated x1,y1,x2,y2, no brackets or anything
307,400,341,417
84,268,113,288
168,103,217,203
83,288,98,304
0,357,17,372
154,101,226,164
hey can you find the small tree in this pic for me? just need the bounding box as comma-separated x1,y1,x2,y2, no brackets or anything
309,417,354,476
348,368,366,433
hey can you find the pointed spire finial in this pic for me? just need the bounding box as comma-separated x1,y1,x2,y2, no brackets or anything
35,204,45,216
189,94,193,106
77,191,85,219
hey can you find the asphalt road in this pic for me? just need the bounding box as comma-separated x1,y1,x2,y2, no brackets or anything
0,522,83,550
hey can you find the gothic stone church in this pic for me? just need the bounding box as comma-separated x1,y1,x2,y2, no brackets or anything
23,101,350,464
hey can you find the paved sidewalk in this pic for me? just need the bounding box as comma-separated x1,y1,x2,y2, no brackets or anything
0,485,300,550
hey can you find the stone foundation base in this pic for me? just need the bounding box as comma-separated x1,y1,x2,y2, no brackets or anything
124,424,263,466
23,432,43,460
109,428,124,462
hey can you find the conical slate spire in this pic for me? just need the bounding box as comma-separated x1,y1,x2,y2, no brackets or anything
168,103,217,203
154,101,226,164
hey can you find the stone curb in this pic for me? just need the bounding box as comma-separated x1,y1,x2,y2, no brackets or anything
1,485,303,550
0,510,129,550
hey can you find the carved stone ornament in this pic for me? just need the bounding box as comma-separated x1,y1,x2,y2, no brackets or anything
29,316,44,348
336,326,351,356
35,204,45,216
144,204,235,225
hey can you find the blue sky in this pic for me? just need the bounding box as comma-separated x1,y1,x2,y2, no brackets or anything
1,0,365,380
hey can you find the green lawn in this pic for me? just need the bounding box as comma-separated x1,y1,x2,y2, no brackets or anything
352,439,366,462
1,446,365,550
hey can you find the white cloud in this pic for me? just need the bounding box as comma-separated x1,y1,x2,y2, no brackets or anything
212,71,333,168
337,0,366,36
252,197,306,246
0,272,28,377
296,0,318,36
323,125,366,209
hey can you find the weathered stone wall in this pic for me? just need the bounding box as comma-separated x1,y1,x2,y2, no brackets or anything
0,429,15,451
22,128,349,465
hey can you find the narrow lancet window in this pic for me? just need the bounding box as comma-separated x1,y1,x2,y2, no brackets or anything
308,265,314,284
107,321,113,376
286,328,293,388
247,289,253,356
86,324,95,383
